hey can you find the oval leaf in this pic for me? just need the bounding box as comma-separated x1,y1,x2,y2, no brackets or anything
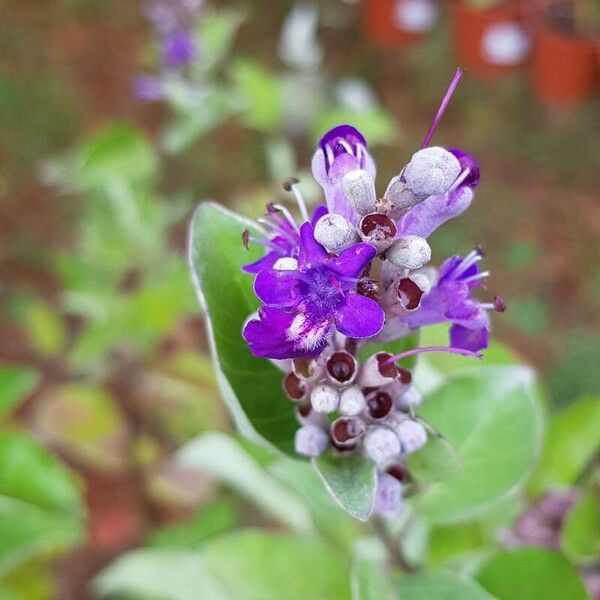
413,366,543,523
313,455,376,521
407,435,462,483
397,570,497,600
188,202,298,454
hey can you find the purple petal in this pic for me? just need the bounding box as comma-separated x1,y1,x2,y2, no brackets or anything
445,301,488,330
310,204,328,227
163,31,197,67
398,186,474,239
336,291,385,338
448,147,480,188
242,250,281,274
450,324,489,352
319,124,368,152
253,269,301,308
326,243,376,280
133,75,164,102
298,222,328,268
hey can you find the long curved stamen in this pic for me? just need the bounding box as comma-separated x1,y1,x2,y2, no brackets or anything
383,345,482,366
288,181,310,223
448,168,471,193
421,67,464,149
461,270,489,284
248,236,287,253
451,248,483,279
325,144,335,170
257,217,298,246
269,203,299,233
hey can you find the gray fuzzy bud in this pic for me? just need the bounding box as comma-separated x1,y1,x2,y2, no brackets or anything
310,383,339,413
386,235,431,270
273,257,299,271
342,169,377,215
403,147,461,199
374,472,403,517
396,419,427,454
295,424,329,457
364,427,401,463
339,386,366,416
314,214,359,254
395,386,422,411
383,176,422,219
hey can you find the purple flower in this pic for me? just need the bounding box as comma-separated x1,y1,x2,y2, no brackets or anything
402,248,505,352
133,75,165,102
243,222,384,359
163,31,198,67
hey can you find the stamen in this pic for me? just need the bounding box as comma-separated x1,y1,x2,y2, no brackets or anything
242,229,250,250
257,217,297,245
493,296,507,312
337,139,353,154
451,248,483,279
355,143,364,163
421,67,465,149
325,144,335,170
383,345,482,366
287,180,310,223
448,168,471,193
269,202,299,233
248,236,287,253
461,270,490,284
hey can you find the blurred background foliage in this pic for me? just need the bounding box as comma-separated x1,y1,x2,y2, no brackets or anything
0,0,598,598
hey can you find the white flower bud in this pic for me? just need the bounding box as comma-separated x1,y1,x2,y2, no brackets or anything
383,175,422,218
339,386,366,416
359,212,397,253
342,169,377,215
410,272,433,295
403,147,461,199
364,427,401,463
310,383,339,413
383,411,409,436
295,424,329,457
357,352,398,388
397,419,427,454
314,214,359,254
395,386,422,411
273,257,299,270
386,235,431,270
374,472,403,517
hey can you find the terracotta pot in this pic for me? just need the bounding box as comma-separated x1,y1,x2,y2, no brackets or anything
364,0,437,48
532,28,598,107
452,1,530,79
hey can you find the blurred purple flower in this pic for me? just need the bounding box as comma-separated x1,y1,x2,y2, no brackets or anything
162,31,198,67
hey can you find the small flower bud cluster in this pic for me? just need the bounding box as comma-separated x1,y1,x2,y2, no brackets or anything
287,345,427,467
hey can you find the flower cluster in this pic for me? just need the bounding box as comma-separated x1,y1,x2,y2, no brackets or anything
241,70,505,516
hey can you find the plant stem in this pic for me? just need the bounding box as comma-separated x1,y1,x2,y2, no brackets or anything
370,516,417,574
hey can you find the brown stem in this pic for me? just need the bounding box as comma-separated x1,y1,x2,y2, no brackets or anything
345,337,358,356
370,516,417,574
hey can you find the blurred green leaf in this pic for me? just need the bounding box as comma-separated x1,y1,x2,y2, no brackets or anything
0,365,38,419
504,298,549,337
560,485,600,562
313,107,396,146
414,366,543,524
176,433,313,532
397,570,496,599
230,59,282,132
148,501,238,550
22,302,67,358
528,396,600,496
188,202,298,453
407,435,462,484
313,455,376,522
351,539,394,600
198,10,243,70
475,548,589,600
505,241,539,270
427,522,487,568
0,432,84,575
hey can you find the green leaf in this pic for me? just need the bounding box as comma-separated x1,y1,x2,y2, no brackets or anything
313,107,397,146
313,454,376,521
98,530,350,600
407,435,462,483
397,570,496,600
351,539,394,600
201,530,350,600
0,432,84,575
475,548,589,600
176,433,313,532
198,10,243,69
413,366,543,523
528,396,600,495
188,202,298,453
560,485,600,562
0,365,38,419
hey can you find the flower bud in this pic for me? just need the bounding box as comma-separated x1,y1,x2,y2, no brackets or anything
326,351,358,386
383,277,426,315
293,357,324,383
403,147,461,199
386,236,431,271
364,426,401,463
396,419,427,454
342,169,377,215
282,372,307,401
366,390,394,419
357,352,399,388
273,257,299,271
359,212,397,253
314,214,359,254
374,472,403,517
295,424,329,457
395,385,422,411
310,383,339,413
339,385,366,416
383,175,422,218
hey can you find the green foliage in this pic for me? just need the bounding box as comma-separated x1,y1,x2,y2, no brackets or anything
560,484,600,562
351,539,395,600
528,396,600,495
397,570,495,600
475,548,589,600
413,366,543,523
313,455,377,522
188,203,298,453
0,365,38,420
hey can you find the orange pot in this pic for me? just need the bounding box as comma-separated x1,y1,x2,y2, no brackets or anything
532,29,598,107
363,0,433,48
452,1,528,79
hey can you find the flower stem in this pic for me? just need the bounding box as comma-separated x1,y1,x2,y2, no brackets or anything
370,516,417,574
